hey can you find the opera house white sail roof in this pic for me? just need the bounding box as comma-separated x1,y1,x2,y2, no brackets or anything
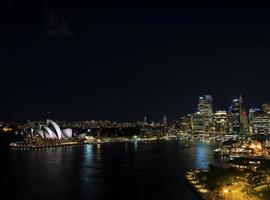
33,119,72,140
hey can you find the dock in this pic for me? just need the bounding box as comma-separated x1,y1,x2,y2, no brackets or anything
9,141,86,150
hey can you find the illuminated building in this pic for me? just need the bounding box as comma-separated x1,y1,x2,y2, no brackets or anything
262,102,270,114
249,108,260,123
143,116,147,124
197,95,213,132
192,112,205,134
249,108,260,134
33,119,73,139
177,115,193,133
228,98,241,134
198,95,213,118
242,110,249,134
163,115,168,126
228,95,248,134
251,111,270,135
2,127,12,132
213,110,228,134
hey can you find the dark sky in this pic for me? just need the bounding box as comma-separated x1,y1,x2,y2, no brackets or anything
2,1,270,122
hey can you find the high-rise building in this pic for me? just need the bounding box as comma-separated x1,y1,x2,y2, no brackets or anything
228,98,241,134
241,110,249,134
213,110,228,134
262,103,270,114
192,112,205,134
186,114,193,134
228,95,248,134
177,115,193,133
198,95,213,116
163,115,168,126
249,108,260,124
197,95,213,131
143,116,147,124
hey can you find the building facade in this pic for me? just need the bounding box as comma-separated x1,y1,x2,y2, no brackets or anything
262,103,270,114
213,110,228,134
192,112,205,134
228,96,248,134
197,95,214,132
251,112,270,135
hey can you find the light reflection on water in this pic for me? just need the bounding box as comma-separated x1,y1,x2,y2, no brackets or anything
1,140,218,200
195,142,215,169
84,143,93,162
133,141,138,151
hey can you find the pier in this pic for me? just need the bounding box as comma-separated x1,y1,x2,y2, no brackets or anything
9,139,86,150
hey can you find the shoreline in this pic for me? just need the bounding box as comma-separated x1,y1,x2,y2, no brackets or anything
9,141,86,150
185,170,210,200
9,136,180,150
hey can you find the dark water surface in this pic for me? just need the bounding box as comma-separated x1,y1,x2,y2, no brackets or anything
0,140,219,200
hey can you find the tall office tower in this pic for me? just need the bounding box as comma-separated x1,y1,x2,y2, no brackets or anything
197,95,213,132
228,95,247,134
198,95,213,116
186,114,193,134
241,110,249,134
178,115,192,133
143,116,147,124
249,108,260,123
262,103,270,114
163,115,168,126
213,110,228,134
192,112,205,134
228,97,241,134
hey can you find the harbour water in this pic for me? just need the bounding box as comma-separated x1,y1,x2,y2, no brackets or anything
0,140,219,200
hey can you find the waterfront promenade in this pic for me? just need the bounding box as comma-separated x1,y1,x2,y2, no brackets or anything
185,169,258,200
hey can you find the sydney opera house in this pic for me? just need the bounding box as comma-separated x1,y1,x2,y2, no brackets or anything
33,119,72,140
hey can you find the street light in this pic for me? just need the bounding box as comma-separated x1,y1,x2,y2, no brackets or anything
223,189,228,200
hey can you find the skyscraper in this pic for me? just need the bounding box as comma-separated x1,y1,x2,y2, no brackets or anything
262,102,270,114
198,95,213,116
228,95,247,134
143,116,147,124
228,98,241,134
192,112,205,134
213,110,228,134
197,95,213,132
163,115,168,126
249,108,260,123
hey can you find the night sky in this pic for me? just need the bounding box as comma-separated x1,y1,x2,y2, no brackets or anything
2,1,270,121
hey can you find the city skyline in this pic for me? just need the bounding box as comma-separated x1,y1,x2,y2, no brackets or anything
1,94,270,124
4,2,270,200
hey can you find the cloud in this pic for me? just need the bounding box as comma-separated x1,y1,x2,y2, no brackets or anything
46,13,74,39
